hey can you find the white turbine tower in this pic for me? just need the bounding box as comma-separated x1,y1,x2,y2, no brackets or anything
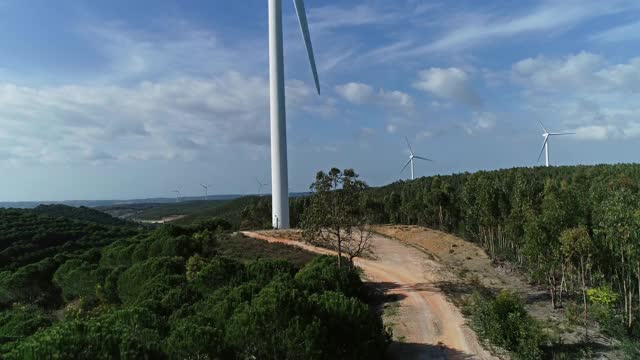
256,178,269,196
200,184,212,201
172,190,181,203
269,0,320,229
401,136,432,180
537,120,575,167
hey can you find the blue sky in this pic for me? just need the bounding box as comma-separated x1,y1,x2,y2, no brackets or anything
1,0,640,201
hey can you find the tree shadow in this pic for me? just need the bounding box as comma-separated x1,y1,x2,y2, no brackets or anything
541,339,615,357
523,290,551,305
429,280,483,308
388,342,477,360
366,281,409,304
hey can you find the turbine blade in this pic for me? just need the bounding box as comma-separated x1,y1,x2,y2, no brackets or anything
404,136,413,155
400,158,412,174
413,155,433,162
537,138,548,163
538,119,548,133
293,0,320,95
549,132,576,136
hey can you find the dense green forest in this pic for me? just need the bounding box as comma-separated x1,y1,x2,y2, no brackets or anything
240,164,640,351
360,164,640,341
0,207,389,358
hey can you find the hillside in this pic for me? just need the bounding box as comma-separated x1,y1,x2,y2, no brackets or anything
99,200,231,221
32,204,134,227
100,196,266,228
0,208,138,272
227,164,640,358
0,206,388,359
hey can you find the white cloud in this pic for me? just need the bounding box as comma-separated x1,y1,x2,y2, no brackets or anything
512,52,640,94
335,82,413,109
335,82,375,104
84,21,261,82
386,124,397,134
308,4,402,31
463,111,497,134
512,52,605,91
0,73,316,163
426,1,627,52
413,67,481,108
379,89,413,108
365,0,640,62
0,19,333,164
572,125,615,141
512,52,640,141
590,20,640,43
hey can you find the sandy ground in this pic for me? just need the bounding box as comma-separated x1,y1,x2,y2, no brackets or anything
242,230,496,360
371,225,535,296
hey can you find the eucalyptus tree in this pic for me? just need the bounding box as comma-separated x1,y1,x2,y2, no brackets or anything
301,168,369,268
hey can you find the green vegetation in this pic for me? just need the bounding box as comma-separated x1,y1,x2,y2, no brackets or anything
32,204,134,226
468,290,544,359
357,164,640,356
301,168,372,268
101,197,264,228
0,205,389,359
236,164,640,354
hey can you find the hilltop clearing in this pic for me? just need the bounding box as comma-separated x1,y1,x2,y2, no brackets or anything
242,230,495,359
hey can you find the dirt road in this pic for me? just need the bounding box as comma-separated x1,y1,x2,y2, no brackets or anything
241,230,495,360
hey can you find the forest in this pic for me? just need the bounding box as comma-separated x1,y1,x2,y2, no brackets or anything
0,207,389,359
4,163,640,358
241,164,640,352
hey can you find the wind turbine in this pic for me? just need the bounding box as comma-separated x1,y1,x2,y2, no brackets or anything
256,178,269,196
172,190,182,203
269,0,320,229
537,120,575,167
401,136,432,180
200,184,212,201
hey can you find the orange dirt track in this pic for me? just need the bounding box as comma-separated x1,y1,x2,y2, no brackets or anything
241,230,496,360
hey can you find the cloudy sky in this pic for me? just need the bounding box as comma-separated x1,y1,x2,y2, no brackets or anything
1,0,640,201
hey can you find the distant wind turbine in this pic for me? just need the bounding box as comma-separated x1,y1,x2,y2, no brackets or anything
200,184,212,201
537,120,575,167
256,178,269,196
172,190,182,203
269,0,321,229
401,136,432,180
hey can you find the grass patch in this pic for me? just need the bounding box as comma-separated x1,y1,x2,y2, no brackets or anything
383,301,401,318
217,233,316,268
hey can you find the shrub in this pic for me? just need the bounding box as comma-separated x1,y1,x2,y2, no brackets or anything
53,259,99,302
469,291,544,360
190,257,246,296
5,307,165,360
295,256,366,300
0,257,62,308
117,257,185,305
96,266,126,304
246,259,297,287
225,277,324,359
0,305,51,349
164,318,226,359
308,291,389,359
